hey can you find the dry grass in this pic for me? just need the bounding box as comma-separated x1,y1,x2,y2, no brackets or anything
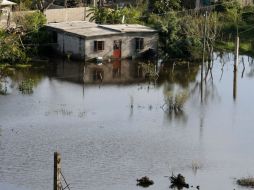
237,177,254,187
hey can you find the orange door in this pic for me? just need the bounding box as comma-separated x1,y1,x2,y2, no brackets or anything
113,40,121,59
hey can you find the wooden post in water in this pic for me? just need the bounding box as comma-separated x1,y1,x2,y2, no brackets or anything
54,152,61,190
234,36,239,71
233,36,239,100
201,11,208,103
233,68,237,100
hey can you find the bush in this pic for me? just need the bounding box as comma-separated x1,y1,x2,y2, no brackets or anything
214,0,241,13
14,11,49,57
14,11,46,32
0,30,28,63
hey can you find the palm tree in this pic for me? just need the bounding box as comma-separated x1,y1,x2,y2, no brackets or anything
87,7,110,24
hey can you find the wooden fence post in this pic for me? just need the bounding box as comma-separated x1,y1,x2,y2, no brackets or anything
54,152,61,190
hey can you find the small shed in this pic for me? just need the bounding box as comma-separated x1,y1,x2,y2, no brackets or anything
0,0,16,14
0,0,16,23
46,21,158,60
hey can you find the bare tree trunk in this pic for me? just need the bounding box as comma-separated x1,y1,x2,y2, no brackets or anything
34,0,56,12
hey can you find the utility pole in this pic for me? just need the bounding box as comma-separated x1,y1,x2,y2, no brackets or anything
201,11,208,103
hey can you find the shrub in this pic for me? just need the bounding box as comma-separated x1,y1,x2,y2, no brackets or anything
0,30,28,63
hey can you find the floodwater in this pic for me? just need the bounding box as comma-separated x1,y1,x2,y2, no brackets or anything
0,53,254,190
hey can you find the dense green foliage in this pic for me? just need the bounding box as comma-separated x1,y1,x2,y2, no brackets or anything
0,30,28,63
146,11,220,60
0,11,47,63
146,0,254,59
214,4,254,55
148,0,181,14
15,11,48,56
87,6,143,24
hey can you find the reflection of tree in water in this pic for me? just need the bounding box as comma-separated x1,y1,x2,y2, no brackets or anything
0,67,15,95
246,57,254,78
162,81,189,123
190,67,220,105
157,61,199,87
216,52,234,81
158,62,200,122
156,62,199,122
0,79,7,95
0,66,44,95
137,62,159,81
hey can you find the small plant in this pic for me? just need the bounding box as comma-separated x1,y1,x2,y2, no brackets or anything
136,176,154,187
163,91,189,113
18,79,35,94
191,160,202,174
237,177,254,187
170,173,189,189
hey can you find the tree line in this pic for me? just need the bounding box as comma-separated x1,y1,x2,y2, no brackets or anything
0,0,254,63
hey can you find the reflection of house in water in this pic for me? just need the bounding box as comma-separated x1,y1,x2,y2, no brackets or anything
54,60,85,83
54,59,148,84
84,60,147,84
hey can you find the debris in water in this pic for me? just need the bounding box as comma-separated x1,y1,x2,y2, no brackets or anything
170,173,189,189
136,176,154,187
237,177,254,187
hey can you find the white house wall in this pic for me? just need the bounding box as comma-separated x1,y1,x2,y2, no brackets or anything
85,33,158,60
57,33,85,58
55,32,158,60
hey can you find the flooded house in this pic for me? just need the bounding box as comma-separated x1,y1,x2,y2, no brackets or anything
55,59,148,84
46,21,158,60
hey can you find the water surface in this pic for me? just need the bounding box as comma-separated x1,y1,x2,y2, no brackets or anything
0,53,254,190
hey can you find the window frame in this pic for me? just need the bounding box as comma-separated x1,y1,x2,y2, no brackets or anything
135,38,144,51
94,41,105,52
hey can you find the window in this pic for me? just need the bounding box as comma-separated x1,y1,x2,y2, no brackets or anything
94,41,105,51
135,38,144,50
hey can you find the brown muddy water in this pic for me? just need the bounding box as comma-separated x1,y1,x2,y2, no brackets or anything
0,53,254,190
